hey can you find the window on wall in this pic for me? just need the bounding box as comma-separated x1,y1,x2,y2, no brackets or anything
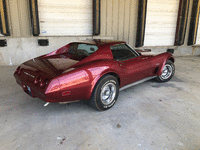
144,0,179,46
37,0,93,36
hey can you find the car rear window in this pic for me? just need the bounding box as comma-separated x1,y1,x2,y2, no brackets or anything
110,44,138,61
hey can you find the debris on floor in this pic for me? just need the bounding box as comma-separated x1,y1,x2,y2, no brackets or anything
57,136,66,146
117,124,121,128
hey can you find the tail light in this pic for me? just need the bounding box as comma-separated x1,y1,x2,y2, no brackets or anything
16,67,22,75
40,79,48,88
34,76,48,88
34,76,41,85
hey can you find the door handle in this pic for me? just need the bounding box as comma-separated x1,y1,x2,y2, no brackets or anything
142,57,147,60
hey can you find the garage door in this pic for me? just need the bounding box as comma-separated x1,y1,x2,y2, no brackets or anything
144,0,179,46
37,0,93,36
195,21,200,45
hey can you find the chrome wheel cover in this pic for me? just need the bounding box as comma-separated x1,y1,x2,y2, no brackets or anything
160,64,173,79
100,83,116,105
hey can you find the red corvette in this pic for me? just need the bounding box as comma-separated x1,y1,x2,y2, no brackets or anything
14,39,175,110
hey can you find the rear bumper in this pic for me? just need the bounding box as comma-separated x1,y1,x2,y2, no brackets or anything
15,77,59,103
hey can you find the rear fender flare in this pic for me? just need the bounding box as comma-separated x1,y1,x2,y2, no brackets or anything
87,70,120,100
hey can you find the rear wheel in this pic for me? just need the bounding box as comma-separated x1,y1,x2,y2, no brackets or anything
89,75,119,111
156,60,175,82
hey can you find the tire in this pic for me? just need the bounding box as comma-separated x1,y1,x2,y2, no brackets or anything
156,60,175,82
89,75,119,111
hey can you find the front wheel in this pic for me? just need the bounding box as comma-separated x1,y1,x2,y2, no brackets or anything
156,60,175,82
89,75,119,111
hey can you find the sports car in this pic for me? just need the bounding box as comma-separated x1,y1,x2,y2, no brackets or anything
14,39,175,111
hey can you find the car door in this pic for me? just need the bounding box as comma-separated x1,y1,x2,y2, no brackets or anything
119,55,153,85
110,44,153,86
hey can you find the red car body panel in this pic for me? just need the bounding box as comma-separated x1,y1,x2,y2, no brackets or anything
14,40,174,103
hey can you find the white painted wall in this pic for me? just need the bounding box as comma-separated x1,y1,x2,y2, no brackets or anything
0,37,90,65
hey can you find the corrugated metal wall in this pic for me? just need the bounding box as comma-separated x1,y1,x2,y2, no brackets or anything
99,0,138,47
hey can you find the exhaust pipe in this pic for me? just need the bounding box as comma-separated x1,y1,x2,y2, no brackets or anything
44,102,50,107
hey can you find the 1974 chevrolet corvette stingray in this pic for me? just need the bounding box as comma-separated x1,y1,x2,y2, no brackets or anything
14,39,175,111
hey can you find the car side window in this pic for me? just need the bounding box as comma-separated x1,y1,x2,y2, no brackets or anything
110,44,138,61
77,44,98,54
68,43,98,57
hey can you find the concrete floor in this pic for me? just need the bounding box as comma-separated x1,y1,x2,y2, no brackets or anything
0,56,200,150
